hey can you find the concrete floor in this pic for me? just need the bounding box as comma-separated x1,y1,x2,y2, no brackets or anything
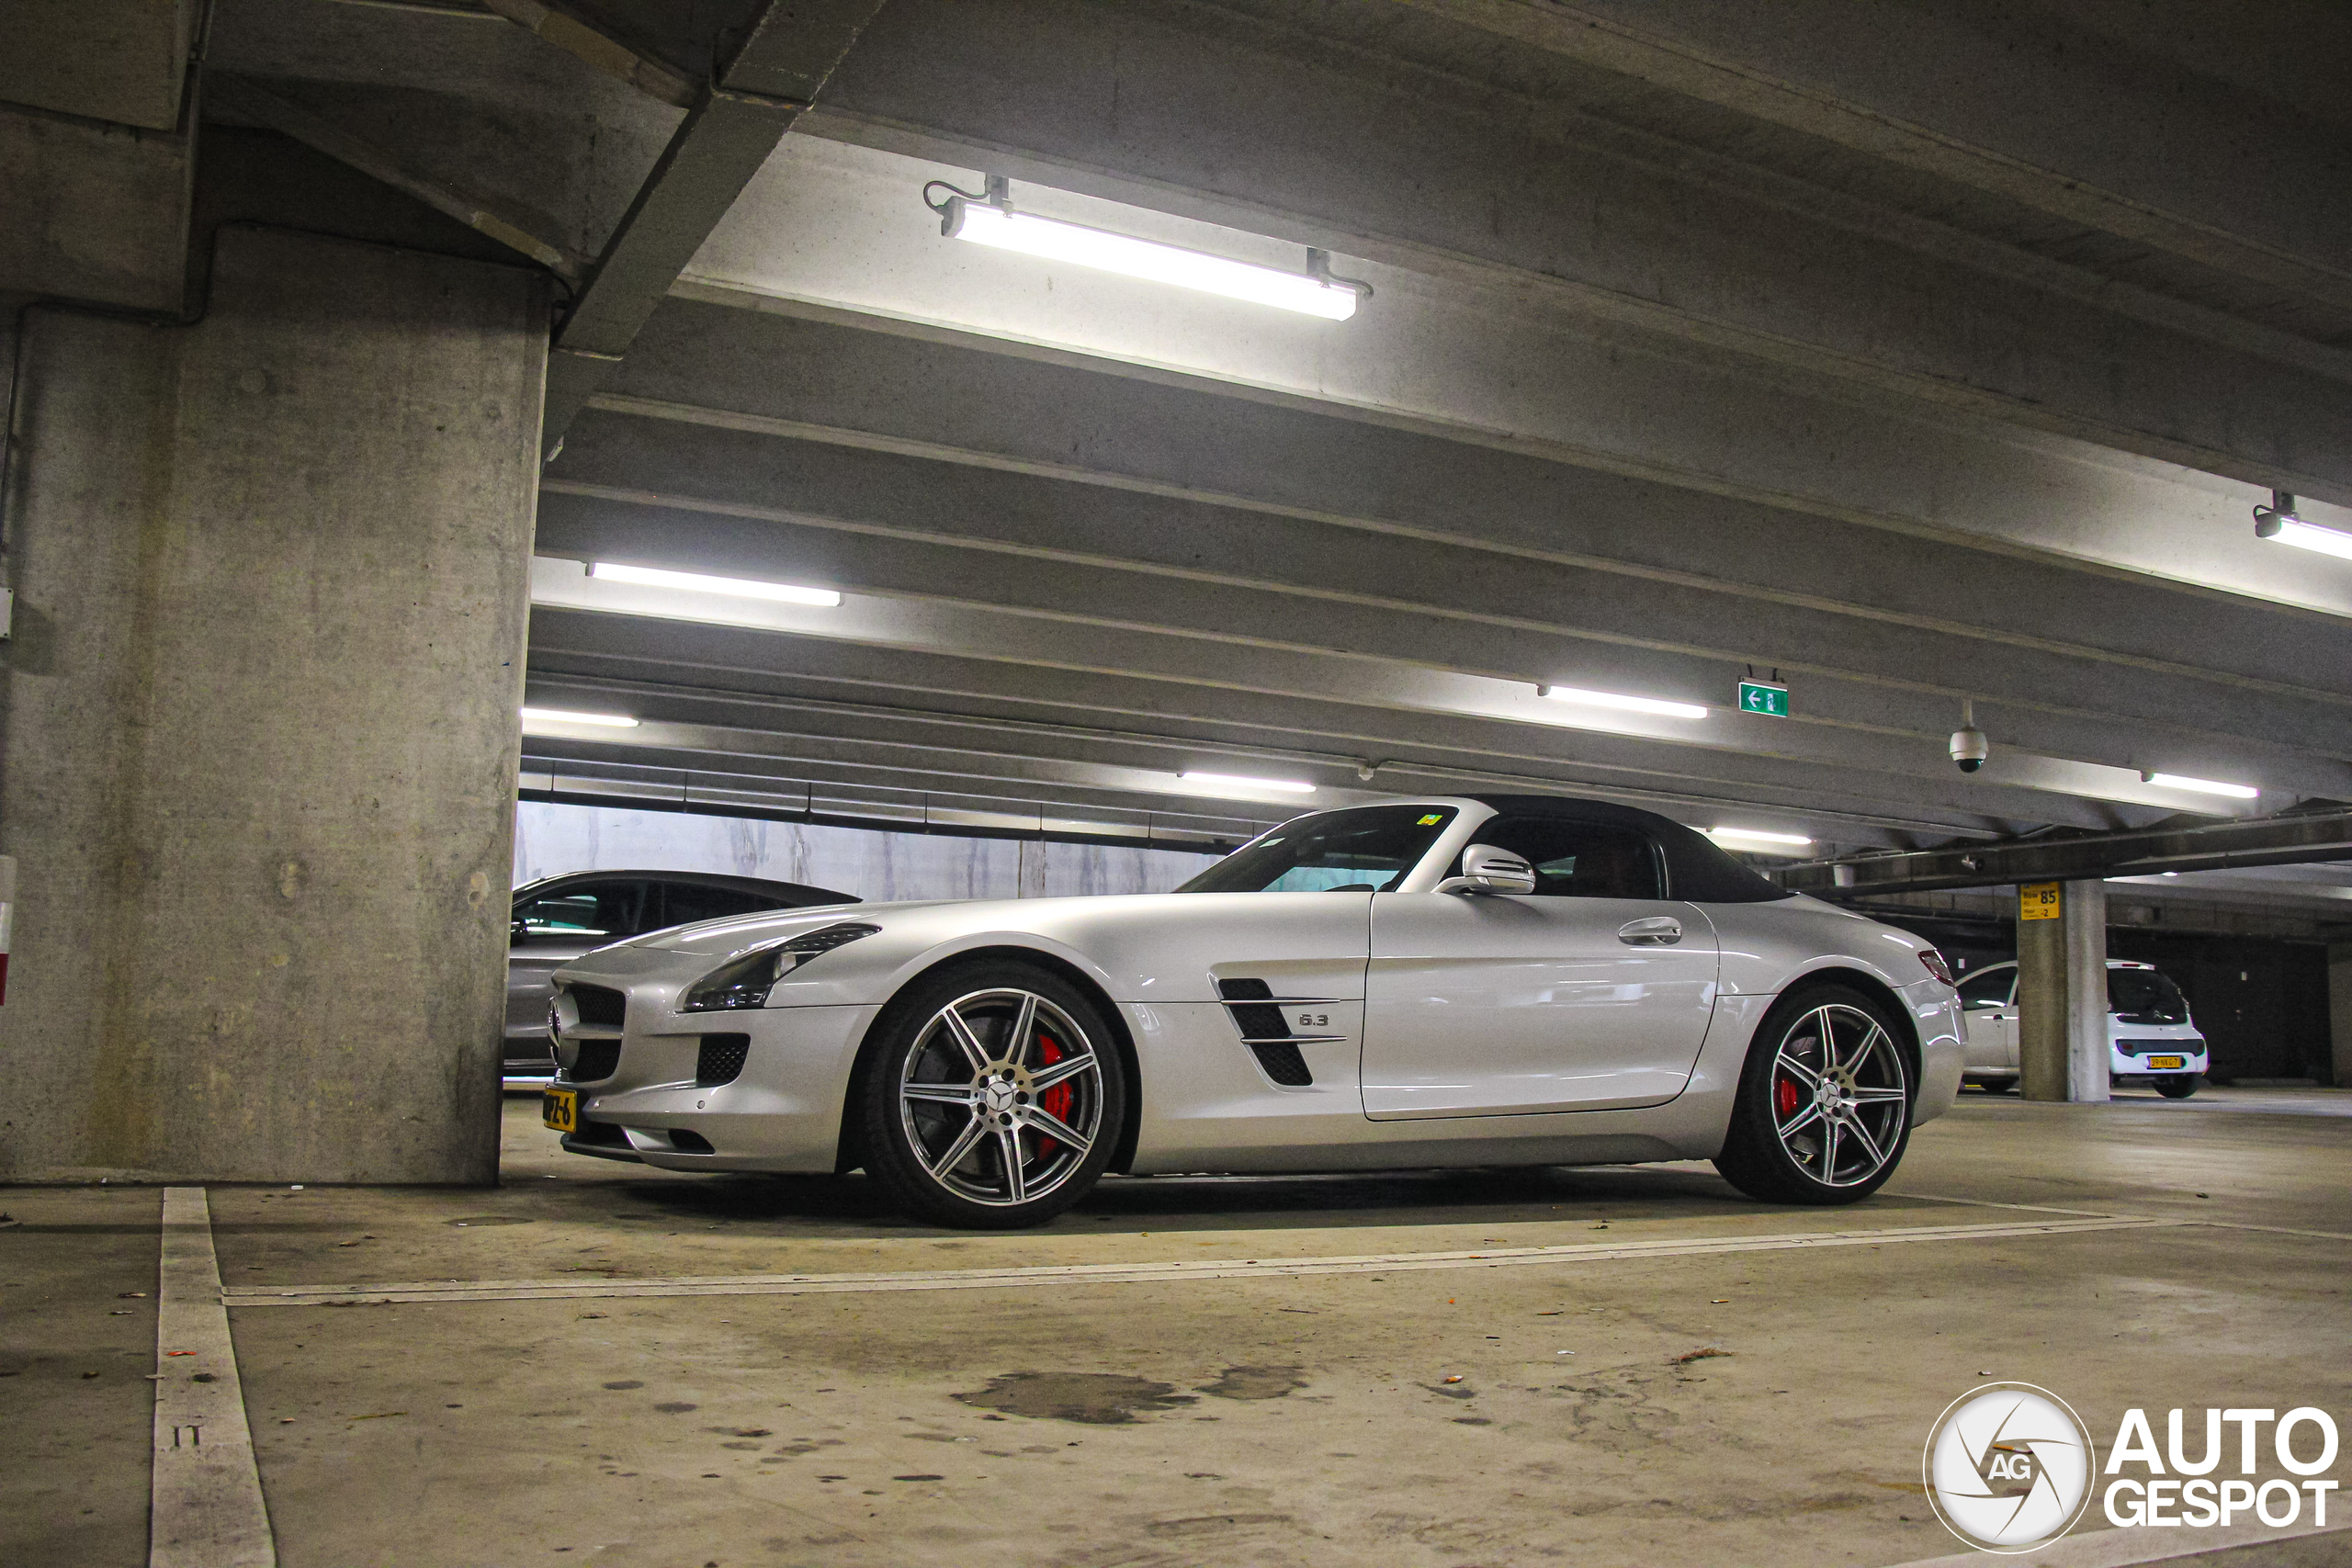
7,1087,2348,1567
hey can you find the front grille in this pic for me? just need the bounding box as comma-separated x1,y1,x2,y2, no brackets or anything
695,1033,750,1087
568,1119,629,1148
565,1039,622,1082
569,985,627,1028
1250,1041,1315,1087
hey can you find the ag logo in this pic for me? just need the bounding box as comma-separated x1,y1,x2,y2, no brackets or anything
1923,1383,2096,1552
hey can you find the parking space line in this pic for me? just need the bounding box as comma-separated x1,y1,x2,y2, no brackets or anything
221,1215,2177,1308
1881,1514,2350,1566
153,1188,276,1568
1899,1190,2352,1243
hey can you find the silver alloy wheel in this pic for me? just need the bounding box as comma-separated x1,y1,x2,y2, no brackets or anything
897,987,1104,1208
1770,1002,1908,1187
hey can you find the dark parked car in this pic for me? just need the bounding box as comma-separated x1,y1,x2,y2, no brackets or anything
503,870,857,1081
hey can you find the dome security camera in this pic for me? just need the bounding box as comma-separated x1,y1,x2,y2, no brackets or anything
1950,698,1988,773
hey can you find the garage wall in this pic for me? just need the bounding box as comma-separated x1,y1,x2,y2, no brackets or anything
514,800,1222,903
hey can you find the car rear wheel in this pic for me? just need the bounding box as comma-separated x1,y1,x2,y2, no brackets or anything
2155,1076,2199,1100
858,962,1127,1229
1714,986,1914,1205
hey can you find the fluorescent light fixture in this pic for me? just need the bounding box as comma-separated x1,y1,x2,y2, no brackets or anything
2143,772,2258,800
942,196,1361,320
1175,771,1317,795
589,561,842,606
1707,827,1814,848
2253,491,2352,560
1540,684,1708,720
2255,515,2352,560
520,706,639,728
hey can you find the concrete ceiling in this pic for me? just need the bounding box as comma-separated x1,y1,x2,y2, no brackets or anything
195,0,2352,856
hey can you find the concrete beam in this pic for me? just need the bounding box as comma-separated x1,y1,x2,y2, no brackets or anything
681,139,2352,618
537,417,2352,785
0,0,198,130
521,576,2202,838
790,0,2352,504
475,0,699,108
207,73,586,279
603,304,2352,706
1393,0,2352,314
545,0,887,451
1779,813,2352,897
0,97,193,310
526,605,2041,844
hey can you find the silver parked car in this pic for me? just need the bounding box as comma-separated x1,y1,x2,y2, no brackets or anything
540,797,1963,1227
505,870,856,1082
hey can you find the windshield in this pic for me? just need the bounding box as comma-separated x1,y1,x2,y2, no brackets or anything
1176,806,1459,893
2109,967,2188,1023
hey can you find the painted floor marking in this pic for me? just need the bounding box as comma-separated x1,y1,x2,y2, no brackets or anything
153,1188,276,1567
1882,1513,2350,1567
1899,1190,2352,1243
222,1215,2176,1308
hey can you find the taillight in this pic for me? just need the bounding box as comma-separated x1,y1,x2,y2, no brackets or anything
1918,948,1954,986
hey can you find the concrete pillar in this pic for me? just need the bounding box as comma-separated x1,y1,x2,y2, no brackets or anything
2063,879,2109,1102
2328,943,2352,1089
0,227,546,1183
2018,879,2109,1102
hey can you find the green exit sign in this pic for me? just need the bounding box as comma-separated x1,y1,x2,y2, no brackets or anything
1737,680,1790,716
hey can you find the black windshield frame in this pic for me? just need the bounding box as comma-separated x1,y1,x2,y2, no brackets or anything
1175,806,1460,894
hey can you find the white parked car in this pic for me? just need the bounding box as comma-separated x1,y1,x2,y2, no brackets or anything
542,796,1963,1227
1954,958,2205,1098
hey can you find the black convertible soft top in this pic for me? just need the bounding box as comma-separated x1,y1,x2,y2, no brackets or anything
1455,794,1794,904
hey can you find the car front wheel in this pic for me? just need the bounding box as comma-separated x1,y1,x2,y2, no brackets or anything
858,962,1127,1229
1714,986,1915,1205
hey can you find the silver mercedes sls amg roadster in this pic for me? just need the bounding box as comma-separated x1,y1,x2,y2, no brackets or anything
541,795,1962,1228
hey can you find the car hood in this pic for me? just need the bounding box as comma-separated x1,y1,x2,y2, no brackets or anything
625,897,970,956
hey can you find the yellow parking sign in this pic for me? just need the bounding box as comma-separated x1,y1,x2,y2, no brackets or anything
2018,881,2062,920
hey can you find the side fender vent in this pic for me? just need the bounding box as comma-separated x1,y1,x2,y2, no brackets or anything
1249,1041,1315,1087
1216,977,1317,1086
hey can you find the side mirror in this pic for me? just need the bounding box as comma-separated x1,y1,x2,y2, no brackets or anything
1435,844,1538,896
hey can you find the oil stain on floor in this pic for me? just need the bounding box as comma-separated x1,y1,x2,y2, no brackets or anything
953,1372,1199,1424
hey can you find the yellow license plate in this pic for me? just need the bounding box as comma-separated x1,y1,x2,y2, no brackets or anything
542,1088,579,1133
2146,1055,2186,1071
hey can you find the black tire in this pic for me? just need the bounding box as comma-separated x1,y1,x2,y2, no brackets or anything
1713,985,1916,1205
2155,1076,2199,1100
857,960,1127,1229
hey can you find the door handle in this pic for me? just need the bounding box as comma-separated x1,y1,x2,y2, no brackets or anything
1618,917,1682,946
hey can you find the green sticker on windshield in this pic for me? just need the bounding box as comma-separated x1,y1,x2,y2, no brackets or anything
1417,814,1443,825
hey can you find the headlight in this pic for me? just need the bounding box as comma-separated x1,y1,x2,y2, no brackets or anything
679,922,879,1012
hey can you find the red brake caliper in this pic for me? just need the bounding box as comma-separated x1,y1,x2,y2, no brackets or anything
1774,1074,1801,1120
1035,1035,1073,1156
